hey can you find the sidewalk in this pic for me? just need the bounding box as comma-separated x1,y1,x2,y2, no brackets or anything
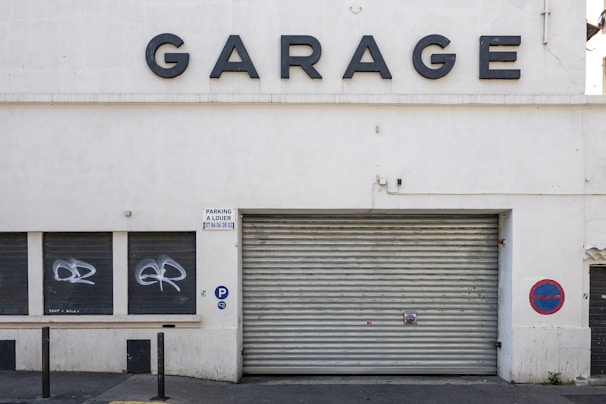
2,371,606,404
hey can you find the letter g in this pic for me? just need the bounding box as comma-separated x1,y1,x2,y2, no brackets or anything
146,33,190,78
412,34,456,80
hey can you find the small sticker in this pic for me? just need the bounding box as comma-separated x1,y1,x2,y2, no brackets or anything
403,312,417,325
218,301,227,310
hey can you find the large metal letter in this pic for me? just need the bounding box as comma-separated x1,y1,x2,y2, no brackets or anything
145,33,190,79
281,35,322,79
210,35,259,79
343,36,392,79
412,34,456,79
479,36,521,79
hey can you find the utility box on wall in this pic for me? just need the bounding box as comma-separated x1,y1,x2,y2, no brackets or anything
0,340,16,370
126,339,151,374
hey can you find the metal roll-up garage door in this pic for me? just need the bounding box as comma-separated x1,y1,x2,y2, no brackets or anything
242,214,499,375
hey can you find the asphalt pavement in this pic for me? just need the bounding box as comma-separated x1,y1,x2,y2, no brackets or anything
2,371,606,404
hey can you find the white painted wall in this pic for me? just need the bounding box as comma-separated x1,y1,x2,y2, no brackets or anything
0,0,586,96
0,104,590,228
586,0,606,94
0,0,604,384
0,102,598,383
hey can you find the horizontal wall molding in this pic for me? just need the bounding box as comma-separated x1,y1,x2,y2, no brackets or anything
0,315,201,329
1,93,606,106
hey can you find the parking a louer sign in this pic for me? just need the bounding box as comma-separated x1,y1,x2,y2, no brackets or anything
203,208,235,230
146,34,521,80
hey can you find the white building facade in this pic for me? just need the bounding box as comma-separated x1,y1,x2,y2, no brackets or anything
587,0,606,94
1,0,606,383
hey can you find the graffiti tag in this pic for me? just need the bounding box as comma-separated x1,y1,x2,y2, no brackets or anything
135,255,187,292
52,258,97,285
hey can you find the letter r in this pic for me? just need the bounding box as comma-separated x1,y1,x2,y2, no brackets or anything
281,35,322,79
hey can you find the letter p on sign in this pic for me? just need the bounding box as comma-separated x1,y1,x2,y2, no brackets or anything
215,286,229,300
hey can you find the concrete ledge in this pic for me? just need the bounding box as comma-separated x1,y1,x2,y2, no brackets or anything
0,315,202,329
1,93,606,106
587,376,606,386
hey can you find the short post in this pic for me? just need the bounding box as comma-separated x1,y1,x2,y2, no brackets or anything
42,326,50,398
157,332,166,400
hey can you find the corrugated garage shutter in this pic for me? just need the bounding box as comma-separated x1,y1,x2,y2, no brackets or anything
0,233,28,315
43,232,113,315
590,265,606,375
242,214,498,375
128,232,196,315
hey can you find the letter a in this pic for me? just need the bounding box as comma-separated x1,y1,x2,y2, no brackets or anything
343,36,392,79
211,35,260,79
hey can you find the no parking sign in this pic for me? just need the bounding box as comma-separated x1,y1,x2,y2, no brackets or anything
529,279,565,315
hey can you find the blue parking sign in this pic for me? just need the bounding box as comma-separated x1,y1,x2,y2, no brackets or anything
215,285,229,300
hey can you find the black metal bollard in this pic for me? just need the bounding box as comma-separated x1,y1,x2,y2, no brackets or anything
42,326,50,398
157,332,166,400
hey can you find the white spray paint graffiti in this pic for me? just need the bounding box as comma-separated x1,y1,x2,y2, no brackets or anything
135,254,187,292
52,258,97,285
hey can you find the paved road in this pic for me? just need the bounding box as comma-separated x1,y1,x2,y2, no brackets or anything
2,371,606,403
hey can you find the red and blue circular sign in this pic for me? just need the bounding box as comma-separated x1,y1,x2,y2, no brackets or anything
529,279,565,315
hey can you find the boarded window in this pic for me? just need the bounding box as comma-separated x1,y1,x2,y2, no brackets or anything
43,233,113,315
0,233,28,315
128,232,196,314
